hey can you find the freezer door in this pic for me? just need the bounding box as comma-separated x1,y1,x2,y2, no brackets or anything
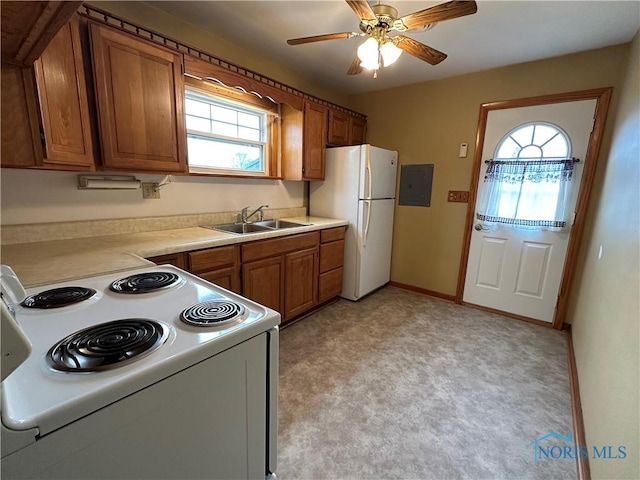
343,198,395,300
358,146,398,200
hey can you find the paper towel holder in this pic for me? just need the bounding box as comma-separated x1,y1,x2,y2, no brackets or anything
77,175,141,190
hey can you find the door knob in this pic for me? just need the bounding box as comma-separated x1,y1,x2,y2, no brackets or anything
474,224,483,231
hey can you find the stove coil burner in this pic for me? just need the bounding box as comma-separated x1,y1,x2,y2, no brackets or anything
110,272,182,294
47,319,168,372
180,301,245,327
21,287,97,309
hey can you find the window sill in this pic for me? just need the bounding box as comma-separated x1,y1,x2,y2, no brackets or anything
187,170,282,180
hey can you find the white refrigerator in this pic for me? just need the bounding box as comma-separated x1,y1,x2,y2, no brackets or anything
310,144,398,301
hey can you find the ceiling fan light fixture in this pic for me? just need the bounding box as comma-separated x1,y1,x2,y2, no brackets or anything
380,40,402,66
357,37,379,68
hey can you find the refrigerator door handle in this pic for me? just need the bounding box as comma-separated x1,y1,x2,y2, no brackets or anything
366,154,373,199
363,200,372,248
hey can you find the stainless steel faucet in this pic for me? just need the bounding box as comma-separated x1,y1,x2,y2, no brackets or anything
239,204,269,223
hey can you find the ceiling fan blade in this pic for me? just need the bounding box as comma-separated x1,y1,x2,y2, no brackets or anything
395,36,447,65
345,0,376,21
397,0,477,30
287,32,359,45
347,55,363,75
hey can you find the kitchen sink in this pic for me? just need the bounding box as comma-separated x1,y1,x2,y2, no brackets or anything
205,219,308,235
209,223,273,235
253,219,308,229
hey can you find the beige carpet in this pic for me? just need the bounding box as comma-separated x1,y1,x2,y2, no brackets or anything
277,286,576,480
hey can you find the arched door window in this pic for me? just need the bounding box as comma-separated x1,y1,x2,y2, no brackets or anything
477,122,577,230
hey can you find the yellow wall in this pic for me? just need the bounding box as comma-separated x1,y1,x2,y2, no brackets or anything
350,45,630,295
88,1,350,107
568,31,639,479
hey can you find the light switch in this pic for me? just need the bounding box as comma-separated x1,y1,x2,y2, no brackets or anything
459,143,468,158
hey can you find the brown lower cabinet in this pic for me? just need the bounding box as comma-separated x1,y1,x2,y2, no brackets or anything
242,256,285,314
242,231,320,323
146,252,187,270
187,245,241,294
319,227,346,302
284,247,319,320
148,227,345,324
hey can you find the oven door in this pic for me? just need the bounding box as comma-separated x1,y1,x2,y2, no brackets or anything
2,332,273,480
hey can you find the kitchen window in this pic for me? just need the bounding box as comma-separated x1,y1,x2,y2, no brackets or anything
185,84,277,177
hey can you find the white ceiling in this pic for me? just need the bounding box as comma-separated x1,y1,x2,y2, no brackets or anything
147,1,640,95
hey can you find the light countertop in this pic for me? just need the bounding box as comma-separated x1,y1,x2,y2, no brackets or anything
1,216,348,287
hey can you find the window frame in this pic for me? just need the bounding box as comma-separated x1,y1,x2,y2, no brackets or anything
184,78,280,178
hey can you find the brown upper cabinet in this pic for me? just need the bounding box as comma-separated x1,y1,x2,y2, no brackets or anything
34,16,95,169
2,6,366,177
281,100,328,181
1,1,82,67
350,115,367,145
328,108,368,147
90,24,187,173
327,108,350,146
1,15,95,170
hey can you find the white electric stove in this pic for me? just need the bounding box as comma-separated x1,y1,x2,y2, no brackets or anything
0,264,280,480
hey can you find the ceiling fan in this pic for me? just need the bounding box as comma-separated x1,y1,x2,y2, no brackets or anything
287,0,478,76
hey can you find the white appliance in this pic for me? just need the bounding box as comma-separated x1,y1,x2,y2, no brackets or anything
310,144,398,300
0,264,280,480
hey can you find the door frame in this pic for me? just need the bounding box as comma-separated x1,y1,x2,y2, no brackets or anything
455,88,613,330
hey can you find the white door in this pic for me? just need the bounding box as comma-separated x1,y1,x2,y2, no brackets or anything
345,198,395,300
358,146,398,199
463,100,596,322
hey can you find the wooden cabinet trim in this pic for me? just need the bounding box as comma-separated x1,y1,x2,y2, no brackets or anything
242,231,320,263
2,1,83,67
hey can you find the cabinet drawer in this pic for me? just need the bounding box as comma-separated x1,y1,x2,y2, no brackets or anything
188,245,238,273
319,268,343,303
147,252,187,270
319,240,345,274
321,227,346,243
242,231,319,263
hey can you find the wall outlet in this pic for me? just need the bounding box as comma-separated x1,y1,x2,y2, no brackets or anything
448,190,469,203
142,183,160,199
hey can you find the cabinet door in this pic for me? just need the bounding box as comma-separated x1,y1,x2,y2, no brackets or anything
0,64,42,167
90,24,187,173
34,16,94,169
284,247,318,320
242,256,285,314
349,116,367,145
199,267,241,294
302,101,327,180
327,109,349,146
